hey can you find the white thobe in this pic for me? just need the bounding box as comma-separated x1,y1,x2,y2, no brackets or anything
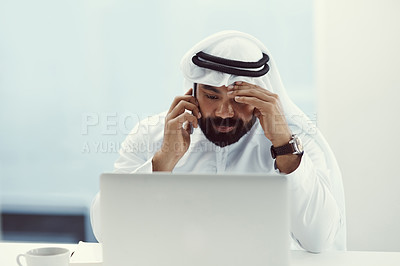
91,111,345,253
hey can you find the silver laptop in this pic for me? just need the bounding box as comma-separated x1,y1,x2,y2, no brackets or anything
100,173,289,266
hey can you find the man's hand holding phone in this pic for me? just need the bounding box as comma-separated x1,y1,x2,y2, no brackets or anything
152,88,201,171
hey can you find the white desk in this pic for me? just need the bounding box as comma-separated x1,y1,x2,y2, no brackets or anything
290,249,400,266
1,242,400,266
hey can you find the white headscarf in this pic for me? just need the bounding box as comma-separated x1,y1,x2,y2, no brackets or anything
180,30,346,250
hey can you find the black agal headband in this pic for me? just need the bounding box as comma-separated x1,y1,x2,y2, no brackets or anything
192,51,270,77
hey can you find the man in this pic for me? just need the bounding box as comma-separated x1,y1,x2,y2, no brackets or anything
91,30,346,252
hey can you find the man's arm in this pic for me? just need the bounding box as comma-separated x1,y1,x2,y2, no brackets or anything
228,81,301,173
275,153,301,174
228,81,343,251
90,90,200,241
285,139,344,252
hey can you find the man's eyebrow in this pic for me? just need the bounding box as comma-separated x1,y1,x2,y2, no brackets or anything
201,85,221,94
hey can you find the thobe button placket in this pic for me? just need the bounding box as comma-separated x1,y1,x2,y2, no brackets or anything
216,146,228,173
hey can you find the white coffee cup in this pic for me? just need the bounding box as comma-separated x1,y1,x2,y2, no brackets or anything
16,247,70,266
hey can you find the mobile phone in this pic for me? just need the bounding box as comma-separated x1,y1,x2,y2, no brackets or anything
188,83,197,134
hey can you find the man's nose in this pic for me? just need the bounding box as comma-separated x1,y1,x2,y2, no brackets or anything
215,100,234,118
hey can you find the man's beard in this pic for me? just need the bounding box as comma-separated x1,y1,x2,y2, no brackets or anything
198,116,257,147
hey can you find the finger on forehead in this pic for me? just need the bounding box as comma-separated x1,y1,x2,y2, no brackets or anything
228,88,274,102
229,84,259,92
233,81,258,87
233,80,246,85
230,83,275,96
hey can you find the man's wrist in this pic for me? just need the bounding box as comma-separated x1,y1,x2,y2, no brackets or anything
270,133,292,147
275,153,302,174
270,134,304,174
271,134,304,158
152,149,180,172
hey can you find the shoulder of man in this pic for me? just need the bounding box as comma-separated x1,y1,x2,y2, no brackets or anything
122,111,167,147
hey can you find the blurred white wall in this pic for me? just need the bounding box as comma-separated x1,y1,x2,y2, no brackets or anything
315,0,400,251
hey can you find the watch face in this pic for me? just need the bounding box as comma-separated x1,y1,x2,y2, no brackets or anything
292,135,304,154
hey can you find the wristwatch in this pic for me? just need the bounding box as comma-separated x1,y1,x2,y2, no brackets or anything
270,134,304,159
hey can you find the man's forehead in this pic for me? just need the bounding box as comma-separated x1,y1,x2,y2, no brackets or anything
199,84,226,93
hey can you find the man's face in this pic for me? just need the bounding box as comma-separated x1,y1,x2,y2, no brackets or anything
196,83,256,147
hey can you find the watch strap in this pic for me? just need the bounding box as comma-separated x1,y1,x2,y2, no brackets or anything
270,142,295,159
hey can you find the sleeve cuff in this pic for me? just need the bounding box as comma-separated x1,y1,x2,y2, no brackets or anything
132,157,153,173
274,153,316,191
